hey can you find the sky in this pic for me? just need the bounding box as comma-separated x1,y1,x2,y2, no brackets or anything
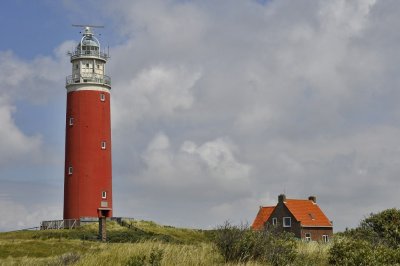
0,0,399,232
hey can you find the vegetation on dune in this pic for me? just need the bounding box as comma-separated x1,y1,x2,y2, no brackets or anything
213,221,298,265
1,209,400,265
0,221,220,266
329,208,400,265
118,220,211,244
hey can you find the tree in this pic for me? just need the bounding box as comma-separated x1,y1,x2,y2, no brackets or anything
359,208,400,248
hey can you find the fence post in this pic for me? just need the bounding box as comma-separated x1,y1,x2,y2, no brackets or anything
99,217,107,242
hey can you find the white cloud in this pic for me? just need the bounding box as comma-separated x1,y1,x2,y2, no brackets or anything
139,133,251,190
0,97,42,165
0,181,62,231
112,65,202,129
0,41,72,103
0,199,60,231
101,0,400,230
4,0,400,231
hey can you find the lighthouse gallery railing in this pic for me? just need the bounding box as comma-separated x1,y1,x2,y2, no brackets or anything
66,73,111,86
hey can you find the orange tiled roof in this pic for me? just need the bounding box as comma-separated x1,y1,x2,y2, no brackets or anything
284,199,332,227
251,206,275,230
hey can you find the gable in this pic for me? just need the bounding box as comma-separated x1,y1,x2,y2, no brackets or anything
251,206,275,230
284,199,332,227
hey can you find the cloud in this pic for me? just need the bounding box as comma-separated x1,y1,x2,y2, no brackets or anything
112,133,255,227
0,199,60,231
112,64,202,129
0,97,42,165
138,133,252,195
4,0,400,231
0,41,72,103
0,181,62,231
103,0,400,230
0,41,73,166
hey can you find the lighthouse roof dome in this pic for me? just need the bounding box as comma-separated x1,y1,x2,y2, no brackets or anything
77,26,101,50
82,38,99,47
77,36,100,49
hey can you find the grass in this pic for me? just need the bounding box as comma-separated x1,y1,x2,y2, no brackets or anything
77,242,222,266
121,220,211,243
0,221,331,266
0,239,97,258
294,241,331,265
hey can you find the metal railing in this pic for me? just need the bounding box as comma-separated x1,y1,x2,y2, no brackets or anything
40,219,79,230
70,50,108,60
66,73,111,87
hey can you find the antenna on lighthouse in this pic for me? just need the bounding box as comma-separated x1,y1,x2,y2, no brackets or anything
72,24,104,36
72,24,105,29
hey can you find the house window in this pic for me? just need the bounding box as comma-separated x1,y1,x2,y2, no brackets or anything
102,191,107,199
75,64,79,69
283,217,291,227
322,235,329,243
305,233,311,241
86,63,89,68
101,141,106,150
272,217,277,226
69,117,74,126
100,93,105,102
68,166,73,175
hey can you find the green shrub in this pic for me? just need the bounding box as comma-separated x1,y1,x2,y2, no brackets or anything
329,236,400,265
148,248,164,266
341,208,400,249
213,221,297,265
125,248,164,266
329,237,376,265
264,230,297,266
360,208,400,248
126,255,147,266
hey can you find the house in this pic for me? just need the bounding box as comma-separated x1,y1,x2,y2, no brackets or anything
251,194,333,242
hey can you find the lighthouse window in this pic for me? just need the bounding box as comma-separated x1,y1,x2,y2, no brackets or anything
69,117,74,126
102,191,107,199
68,166,73,175
101,141,106,150
86,63,89,68
75,64,79,69
100,93,106,102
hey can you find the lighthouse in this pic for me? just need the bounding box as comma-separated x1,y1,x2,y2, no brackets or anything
64,26,112,221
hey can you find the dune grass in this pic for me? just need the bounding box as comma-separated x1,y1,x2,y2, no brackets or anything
0,221,331,266
121,220,211,243
294,241,331,265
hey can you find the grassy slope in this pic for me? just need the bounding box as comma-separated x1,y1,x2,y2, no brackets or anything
0,220,330,266
0,220,224,266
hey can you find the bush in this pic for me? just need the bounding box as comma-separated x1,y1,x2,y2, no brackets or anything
125,248,164,266
213,221,297,265
331,209,400,265
360,208,400,248
329,236,400,265
329,237,376,265
126,255,147,266
341,208,400,248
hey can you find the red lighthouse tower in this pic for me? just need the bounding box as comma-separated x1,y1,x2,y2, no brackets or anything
64,26,112,220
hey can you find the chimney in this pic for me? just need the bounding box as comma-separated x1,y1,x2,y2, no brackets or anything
308,196,316,203
278,194,286,203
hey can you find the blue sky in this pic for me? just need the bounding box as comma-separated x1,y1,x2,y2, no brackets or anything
1,0,400,232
